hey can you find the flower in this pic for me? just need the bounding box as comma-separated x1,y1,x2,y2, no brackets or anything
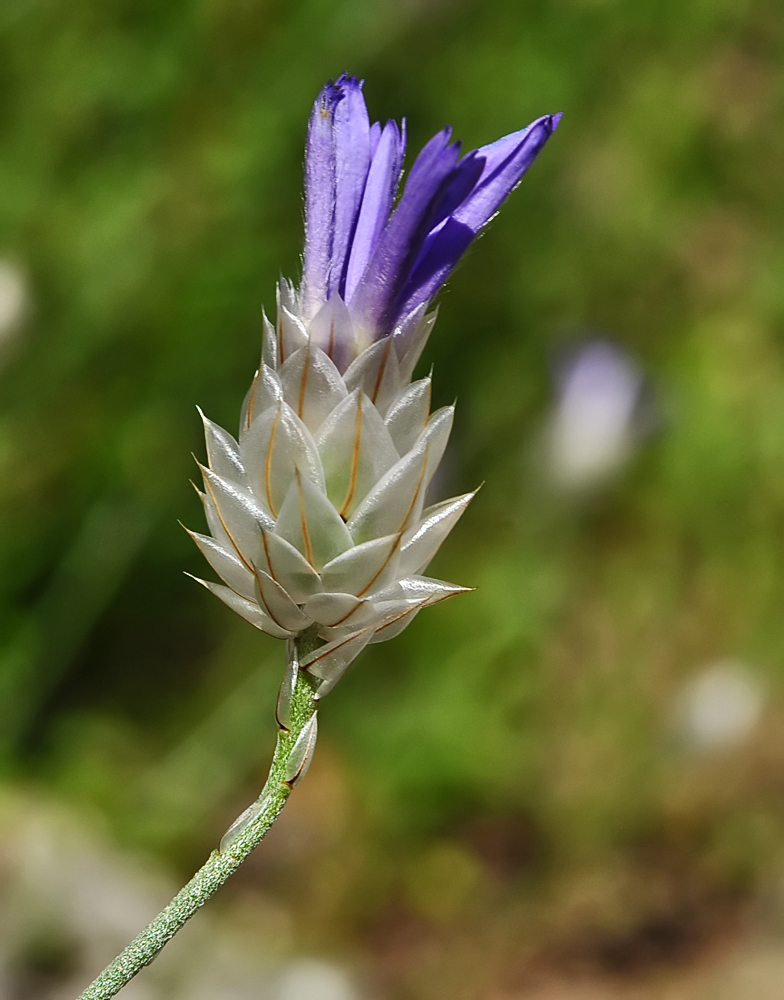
546,340,647,491
188,74,560,697
301,74,561,347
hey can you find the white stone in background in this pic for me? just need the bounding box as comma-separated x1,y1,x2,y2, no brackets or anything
677,660,764,750
0,791,309,1000
546,340,645,491
0,792,179,1000
274,960,359,1000
0,259,27,341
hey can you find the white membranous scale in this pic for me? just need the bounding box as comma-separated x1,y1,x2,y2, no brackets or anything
189,295,473,698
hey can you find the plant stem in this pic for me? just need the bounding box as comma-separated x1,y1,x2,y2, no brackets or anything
75,643,319,1000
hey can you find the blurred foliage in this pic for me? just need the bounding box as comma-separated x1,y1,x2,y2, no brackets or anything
3,0,784,992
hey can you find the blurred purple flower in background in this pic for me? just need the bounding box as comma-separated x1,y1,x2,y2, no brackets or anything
545,339,651,491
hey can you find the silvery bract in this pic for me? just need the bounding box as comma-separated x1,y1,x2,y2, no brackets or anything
189,74,560,698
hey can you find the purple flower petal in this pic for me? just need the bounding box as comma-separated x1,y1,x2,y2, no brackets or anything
422,150,484,233
348,127,461,333
369,120,382,159
328,75,371,299
300,74,561,340
393,113,561,323
343,119,406,303
453,113,562,232
301,80,341,320
394,217,476,326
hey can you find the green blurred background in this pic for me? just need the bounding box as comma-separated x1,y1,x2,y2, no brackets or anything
2,0,784,997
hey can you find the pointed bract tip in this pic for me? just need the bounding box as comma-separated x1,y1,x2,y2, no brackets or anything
179,522,206,546
421,588,473,607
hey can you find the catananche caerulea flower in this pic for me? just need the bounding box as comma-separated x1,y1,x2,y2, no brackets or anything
188,74,560,697
300,73,561,351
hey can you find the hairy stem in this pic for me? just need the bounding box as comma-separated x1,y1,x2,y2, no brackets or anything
75,640,319,1000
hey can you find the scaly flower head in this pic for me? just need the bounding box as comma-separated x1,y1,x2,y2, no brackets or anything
188,74,560,697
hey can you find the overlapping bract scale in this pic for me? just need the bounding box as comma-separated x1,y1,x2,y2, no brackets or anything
315,389,398,519
188,300,472,696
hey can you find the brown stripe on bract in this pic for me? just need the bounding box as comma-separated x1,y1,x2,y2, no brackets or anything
200,468,254,572
327,317,335,362
260,526,278,583
296,470,316,566
354,451,429,599
186,573,266,623
370,336,394,405
277,312,285,364
246,369,260,429
396,443,429,535
297,343,311,420
254,569,290,630
371,591,468,639
329,598,368,628
371,601,428,637
264,405,283,517
356,534,401,599
302,625,374,668
339,393,364,519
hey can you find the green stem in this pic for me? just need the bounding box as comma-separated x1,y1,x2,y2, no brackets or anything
75,642,319,1000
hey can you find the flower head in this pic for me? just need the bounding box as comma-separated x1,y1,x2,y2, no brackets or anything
301,73,561,350
188,76,560,696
